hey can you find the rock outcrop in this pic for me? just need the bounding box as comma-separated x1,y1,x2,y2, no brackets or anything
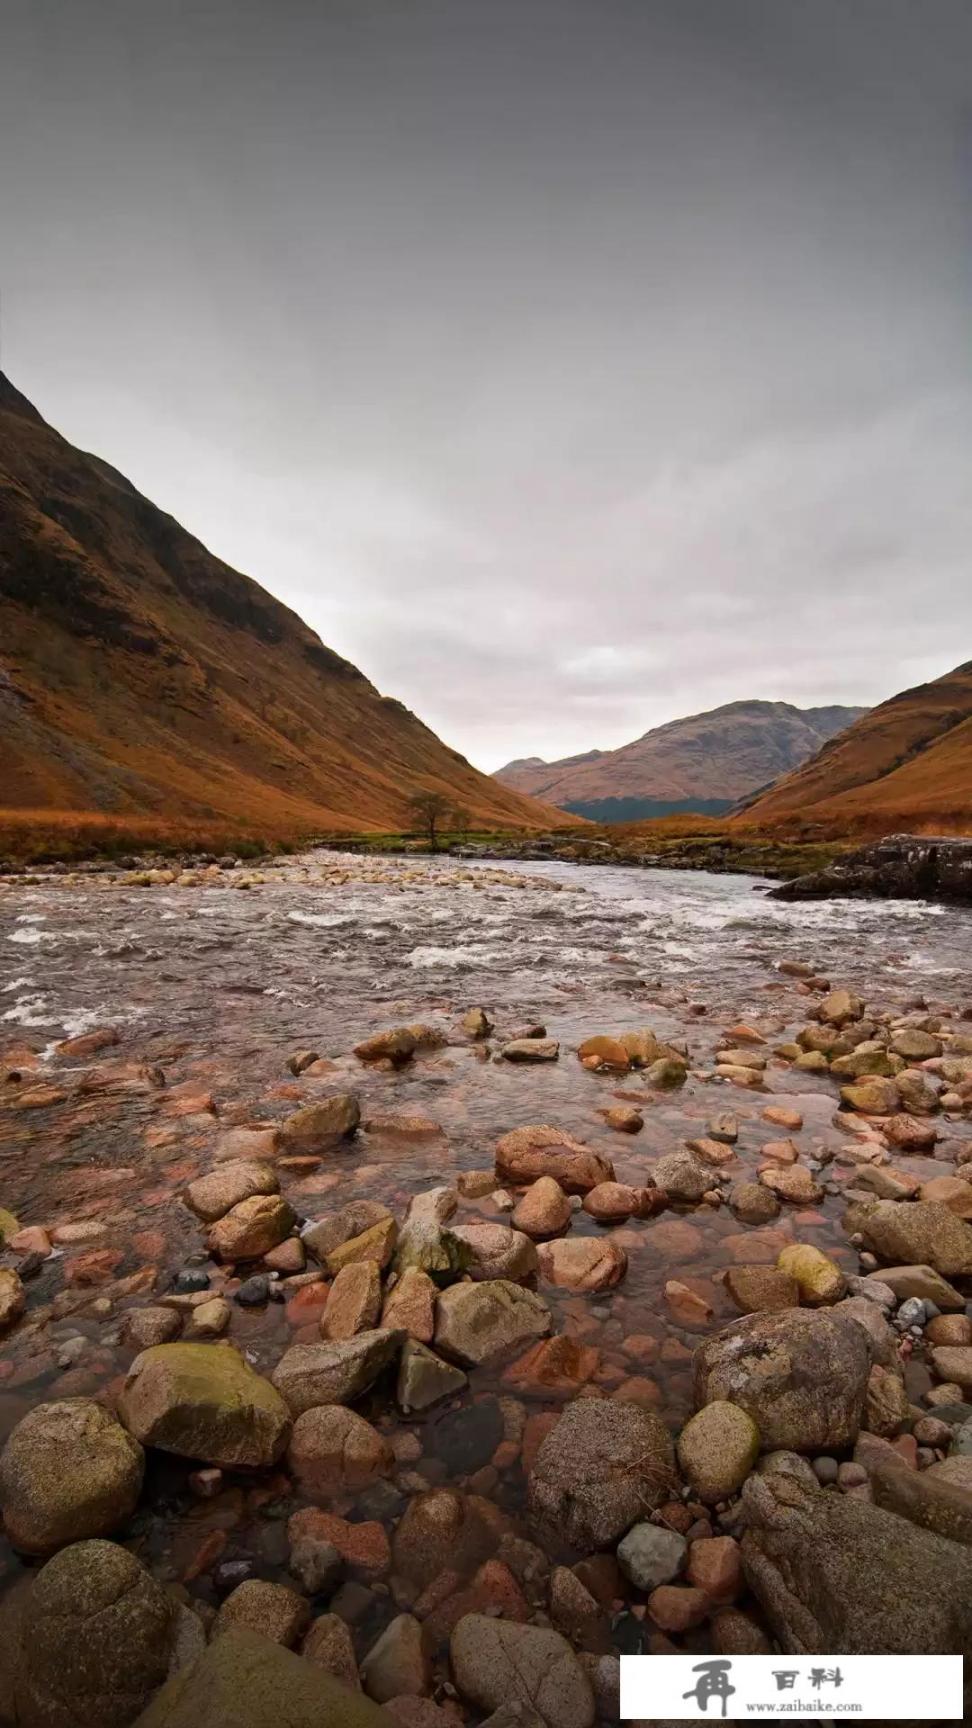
740,1473,972,1658
773,834,972,904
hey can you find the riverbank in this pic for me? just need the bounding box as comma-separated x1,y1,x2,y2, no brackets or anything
0,855,970,1717
0,807,848,883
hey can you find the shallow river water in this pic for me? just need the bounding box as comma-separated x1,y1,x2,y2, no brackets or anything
1,851,970,1665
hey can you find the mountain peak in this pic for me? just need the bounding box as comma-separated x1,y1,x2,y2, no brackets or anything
0,375,565,838
495,700,868,821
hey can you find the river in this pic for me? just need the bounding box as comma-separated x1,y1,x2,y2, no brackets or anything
1,850,970,1645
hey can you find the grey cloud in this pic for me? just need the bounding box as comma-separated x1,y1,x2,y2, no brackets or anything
2,0,970,770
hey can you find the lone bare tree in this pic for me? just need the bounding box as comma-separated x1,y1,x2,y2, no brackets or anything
407,789,452,851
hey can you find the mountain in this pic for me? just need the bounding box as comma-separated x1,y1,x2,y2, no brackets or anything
494,699,867,822
738,660,972,834
0,372,563,840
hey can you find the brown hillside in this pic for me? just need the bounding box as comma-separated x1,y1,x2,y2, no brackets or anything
0,372,564,840
738,660,972,834
495,700,865,820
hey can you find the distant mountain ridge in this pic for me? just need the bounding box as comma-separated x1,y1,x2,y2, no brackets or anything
739,660,972,833
0,371,563,837
495,699,867,821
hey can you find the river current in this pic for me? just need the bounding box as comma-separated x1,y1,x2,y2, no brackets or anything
1,850,970,1632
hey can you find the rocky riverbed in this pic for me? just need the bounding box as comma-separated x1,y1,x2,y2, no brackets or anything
0,851,971,1725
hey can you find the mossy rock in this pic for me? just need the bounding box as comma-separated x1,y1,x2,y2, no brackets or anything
133,1627,390,1726
118,1343,290,1467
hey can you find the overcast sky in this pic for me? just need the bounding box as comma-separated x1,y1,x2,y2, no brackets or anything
2,1,971,771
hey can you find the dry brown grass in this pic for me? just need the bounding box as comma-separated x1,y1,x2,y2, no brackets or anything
0,809,305,864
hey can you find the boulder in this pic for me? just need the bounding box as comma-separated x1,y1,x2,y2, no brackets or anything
450,1614,594,1728
844,1199,972,1276
301,1614,361,1687
288,1405,392,1499
651,1150,710,1204
840,1078,900,1115
392,1488,503,1588
729,1182,780,1225
394,1189,469,1282
693,1309,870,1453
863,1363,910,1436
215,1580,310,1647
741,1472,972,1655
536,1236,627,1292
397,1341,468,1412
272,1330,404,1415
434,1281,551,1367
528,1399,675,1550
326,1218,397,1275
132,1627,390,1727
0,1399,144,1555
920,1176,972,1219
893,1028,943,1059
184,1162,278,1223
120,1343,291,1466
643,1056,688,1089
354,1028,417,1064
381,1267,437,1341
450,1222,538,1281
776,1243,847,1305
322,1261,382,1340
885,1113,938,1151
126,1307,181,1348
616,1523,686,1590
582,1182,658,1222
819,989,863,1027
513,1177,572,1238
304,1200,394,1266
724,1267,799,1314
603,1106,644,1134
16,1540,176,1728
833,1296,898,1365
501,1039,560,1063
360,1614,429,1704
677,1401,760,1504
759,1165,823,1204
577,1036,630,1072
930,1346,972,1395
495,1126,614,1194
896,1070,940,1115
874,1263,965,1309
870,1456,972,1547
278,1096,361,1151
207,1194,295,1261
184,1297,231,1339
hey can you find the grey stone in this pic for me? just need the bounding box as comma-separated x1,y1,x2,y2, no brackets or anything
0,1399,144,1556
396,1340,468,1412
616,1522,687,1590
434,1280,551,1367
450,1614,594,1728
694,1309,870,1453
272,1329,404,1415
741,1473,972,1659
16,1540,177,1728
529,1399,675,1550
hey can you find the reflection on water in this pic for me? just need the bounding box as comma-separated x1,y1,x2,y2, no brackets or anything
0,851,970,1643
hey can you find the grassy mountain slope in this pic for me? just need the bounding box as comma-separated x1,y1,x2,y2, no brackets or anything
0,372,564,843
495,699,866,819
738,660,972,834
